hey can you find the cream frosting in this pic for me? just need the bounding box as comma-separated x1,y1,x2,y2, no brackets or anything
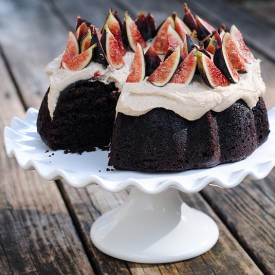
46,51,265,121
117,60,265,121
45,52,135,118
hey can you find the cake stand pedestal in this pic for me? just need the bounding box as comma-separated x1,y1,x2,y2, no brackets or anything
91,188,218,263
4,108,275,264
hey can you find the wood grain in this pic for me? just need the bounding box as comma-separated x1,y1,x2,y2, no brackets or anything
0,53,93,273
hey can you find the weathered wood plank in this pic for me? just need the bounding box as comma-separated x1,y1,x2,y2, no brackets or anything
0,53,93,274
201,177,275,275
60,184,263,274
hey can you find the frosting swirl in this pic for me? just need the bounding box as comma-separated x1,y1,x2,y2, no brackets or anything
117,60,265,120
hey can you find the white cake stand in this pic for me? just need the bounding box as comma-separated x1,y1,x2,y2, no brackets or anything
4,108,275,263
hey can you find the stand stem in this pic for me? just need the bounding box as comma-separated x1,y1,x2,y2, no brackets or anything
91,188,219,263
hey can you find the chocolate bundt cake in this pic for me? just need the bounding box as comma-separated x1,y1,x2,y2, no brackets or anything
37,4,270,172
110,99,269,172
37,80,119,152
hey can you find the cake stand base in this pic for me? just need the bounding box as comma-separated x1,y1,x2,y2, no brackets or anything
90,188,219,263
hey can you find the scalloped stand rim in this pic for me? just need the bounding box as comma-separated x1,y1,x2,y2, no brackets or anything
90,188,219,263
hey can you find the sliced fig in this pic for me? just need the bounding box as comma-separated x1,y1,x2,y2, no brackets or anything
146,13,157,40
167,24,183,49
213,31,239,83
61,32,79,64
75,22,88,41
223,32,247,73
175,14,191,40
195,51,230,88
103,9,125,55
75,16,91,31
62,43,96,71
170,50,197,84
148,46,181,86
152,15,174,54
124,12,146,51
230,25,255,63
144,46,161,76
205,34,216,55
80,28,92,52
196,15,216,40
91,25,109,67
113,10,123,32
183,3,197,31
101,25,124,69
135,12,156,41
126,43,145,82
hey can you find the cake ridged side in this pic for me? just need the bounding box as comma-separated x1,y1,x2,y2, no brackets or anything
109,97,269,172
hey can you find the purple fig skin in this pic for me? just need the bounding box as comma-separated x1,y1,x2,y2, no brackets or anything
146,13,156,39
144,46,161,76
214,48,238,83
75,16,91,31
135,12,156,41
113,10,123,31
92,26,109,67
183,3,197,31
186,34,197,53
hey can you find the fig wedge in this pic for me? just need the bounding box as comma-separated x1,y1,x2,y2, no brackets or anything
175,14,191,40
91,25,109,67
80,28,92,52
61,31,79,64
62,43,96,71
103,9,125,55
75,22,88,41
144,46,161,76
126,43,145,82
170,50,197,84
124,11,146,51
148,46,181,86
135,12,156,41
230,25,255,63
223,32,246,73
167,24,183,49
196,15,215,40
75,16,91,31
101,25,125,69
183,3,197,31
195,51,230,88
152,15,174,54
213,32,239,83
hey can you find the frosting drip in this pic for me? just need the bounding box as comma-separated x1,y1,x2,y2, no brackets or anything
46,52,135,118
117,60,265,120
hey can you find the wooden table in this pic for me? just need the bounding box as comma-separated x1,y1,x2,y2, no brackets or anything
0,0,274,274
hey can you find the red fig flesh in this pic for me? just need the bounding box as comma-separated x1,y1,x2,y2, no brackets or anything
152,16,174,54
126,43,145,82
124,12,146,51
170,50,197,84
101,25,124,69
62,42,95,71
213,32,239,83
195,51,230,88
175,15,191,39
148,46,181,86
104,10,125,55
167,24,183,49
61,32,79,63
183,3,197,31
80,28,92,52
223,32,246,73
144,46,161,76
75,22,88,42
230,25,255,63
